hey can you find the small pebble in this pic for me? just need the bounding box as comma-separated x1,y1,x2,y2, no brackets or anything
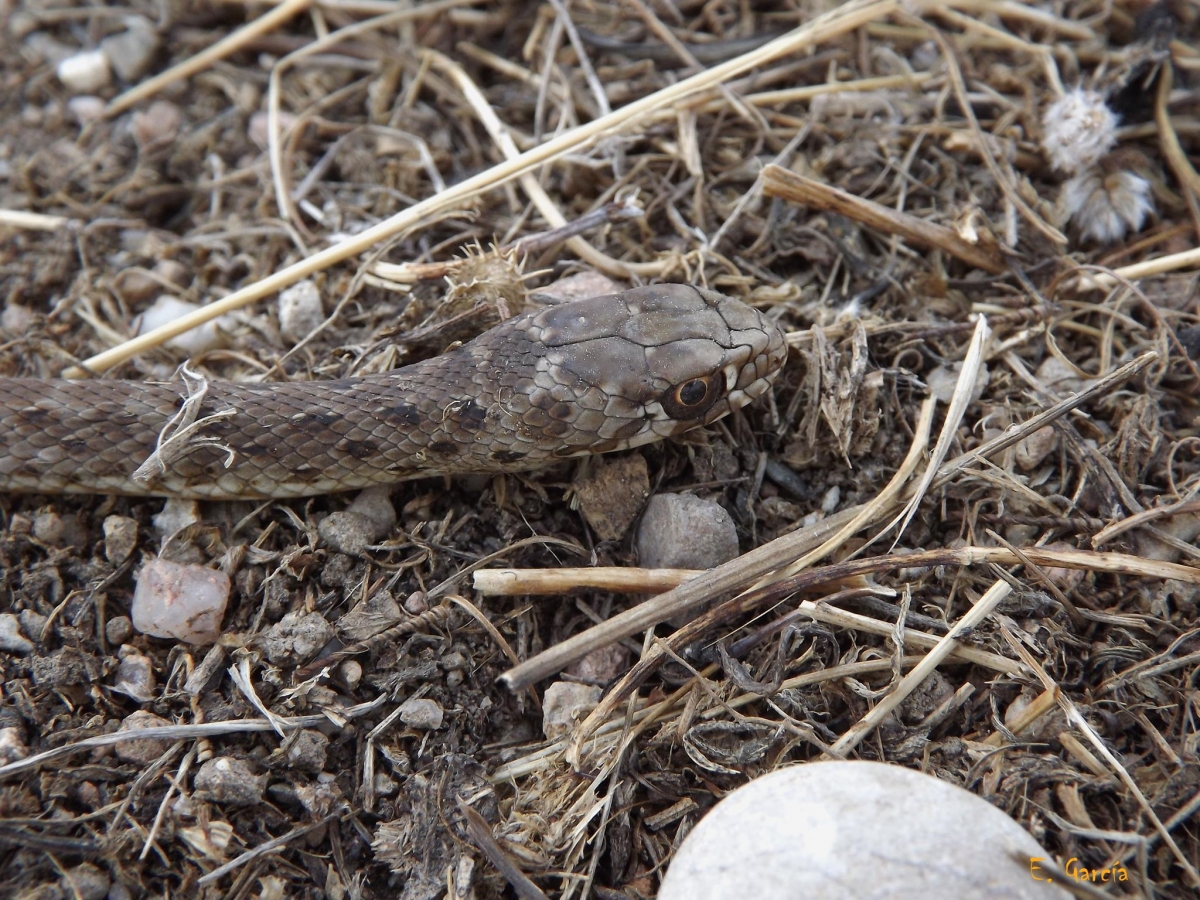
636,493,739,570
57,49,111,93
348,486,397,535
542,682,601,740
658,761,1072,900
131,100,181,151
263,611,335,665
1004,524,1038,546
18,610,48,642
193,757,266,807
530,271,620,304
138,296,228,357
112,646,156,702
338,659,362,689
9,11,40,40
398,697,444,730
278,280,325,341
66,95,106,125
106,615,134,645
114,711,172,765
103,515,139,565
404,592,428,615
131,558,230,645
100,16,159,82
0,727,30,765
318,512,380,556
284,730,329,773
60,862,110,900
0,614,34,654
152,498,202,538
819,486,841,514
154,258,191,289
33,510,85,548
572,453,650,541
1014,425,1059,471
925,361,990,405
565,645,630,684
1034,356,1090,395
1,303,35,335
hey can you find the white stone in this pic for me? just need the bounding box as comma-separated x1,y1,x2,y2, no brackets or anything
542,682,601,740
138,295,229,357
659,761,1072,900
398,697,444,730
151,498,202,539
131,558,230,645
66,95,106,125
57,50,111,94
0,614,34,654
278,280,325,341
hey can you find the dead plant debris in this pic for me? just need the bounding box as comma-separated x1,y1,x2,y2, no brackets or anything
1,1,1199,898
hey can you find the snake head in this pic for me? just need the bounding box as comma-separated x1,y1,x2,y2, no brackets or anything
526,284,788,456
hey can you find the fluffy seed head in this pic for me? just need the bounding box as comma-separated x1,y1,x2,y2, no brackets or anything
1042,88,1118,174
1061,166,1153,244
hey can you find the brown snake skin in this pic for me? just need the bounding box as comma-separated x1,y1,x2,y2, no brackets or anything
0,285,787,499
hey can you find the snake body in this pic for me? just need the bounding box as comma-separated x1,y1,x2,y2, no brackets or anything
0,285,786,499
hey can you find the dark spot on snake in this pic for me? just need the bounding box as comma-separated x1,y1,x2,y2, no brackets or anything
236,440,274,458
62,439,90,457
429,439,459,455
447,399,487,432
337,439,378,460
531,392,556,410
545,420,571,439
386,402,421,426
293,412,338,433
490,449,526,464
612,420,644,441
19,407,51,426
548,402,573,421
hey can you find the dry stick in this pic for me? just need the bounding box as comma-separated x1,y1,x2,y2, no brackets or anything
474,567,701,595
826,578,1013,757
500,350,1158,690
1076,246,1200,289
760,164,1008,273
0,209,75,232
62,0,906,378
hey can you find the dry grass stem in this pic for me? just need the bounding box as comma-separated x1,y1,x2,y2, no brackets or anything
761,165,1008,273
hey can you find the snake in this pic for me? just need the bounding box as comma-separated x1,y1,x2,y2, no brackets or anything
0,285,787,500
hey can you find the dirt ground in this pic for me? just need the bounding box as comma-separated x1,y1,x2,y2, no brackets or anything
2,0,1199,898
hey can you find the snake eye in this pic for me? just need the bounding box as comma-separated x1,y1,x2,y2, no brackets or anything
660,375,720,419
676,379,709,407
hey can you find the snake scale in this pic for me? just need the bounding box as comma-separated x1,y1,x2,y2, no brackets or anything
0,285,787,499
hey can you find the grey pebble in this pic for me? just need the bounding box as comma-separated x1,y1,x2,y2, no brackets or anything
636,493,739,570
264,611,335,665
193,756,266,807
